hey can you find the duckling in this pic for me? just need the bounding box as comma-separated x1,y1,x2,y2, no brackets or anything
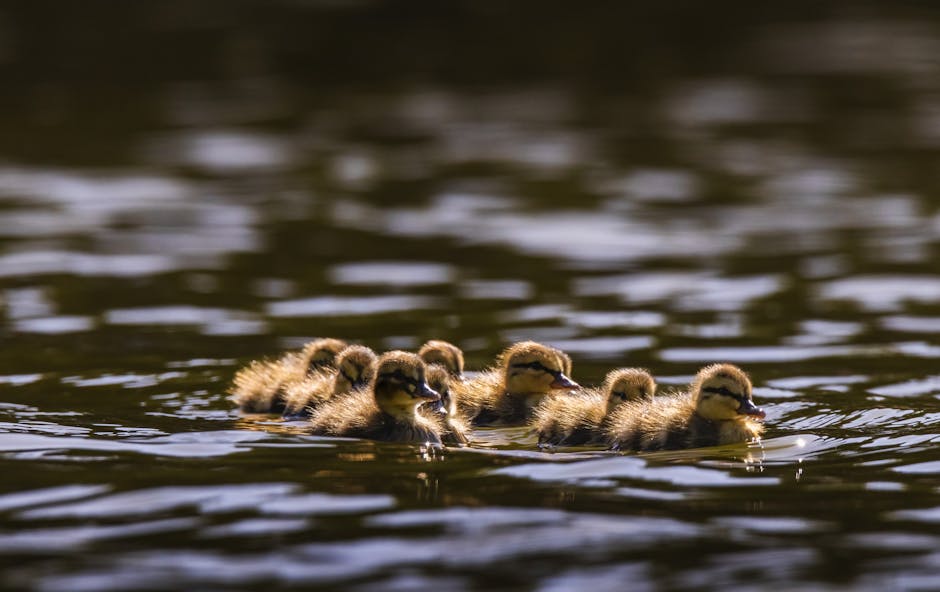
606,363,765,452
425,364,471,445
229,337,348,413
532,367,656,447
281,345,378,418
454,341,580,427
309,351,443,444
418,339,464,379
418,339,466,415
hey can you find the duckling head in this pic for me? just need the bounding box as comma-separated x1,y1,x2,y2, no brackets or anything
693,363,765,421
425,364,455,417
603,368,656,415
418,340,464,378
333,345,378,394
373,351,440,420
302,338,349,372
554,347,573,377
500,341,579,396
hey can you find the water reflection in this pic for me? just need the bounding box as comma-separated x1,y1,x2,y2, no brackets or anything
2,1,940,590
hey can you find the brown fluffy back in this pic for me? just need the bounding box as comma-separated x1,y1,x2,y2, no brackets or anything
452,369,504,420
531,390,606,446
309,389,380,436
605,391,695,451
230,358,294,412
281,369,335,416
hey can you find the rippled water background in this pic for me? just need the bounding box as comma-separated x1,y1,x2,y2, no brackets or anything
3,2,940,589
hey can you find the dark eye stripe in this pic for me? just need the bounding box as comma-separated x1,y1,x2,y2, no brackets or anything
378,370,421,389
511,361,561,377
702,385,749,404
611,391,628,401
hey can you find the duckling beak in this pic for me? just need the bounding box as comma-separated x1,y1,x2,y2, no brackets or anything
738,398,766,419
550,372,580,390
427,398,448,416
416,383,441,402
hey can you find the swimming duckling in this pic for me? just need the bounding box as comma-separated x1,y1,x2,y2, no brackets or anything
425,364,471,445
454,341,580,427
309,351,443,444
281,345,378,418
418,339,466,416
229,337,348,413
532,368,656,447
418,340,464,379
606,363,765,452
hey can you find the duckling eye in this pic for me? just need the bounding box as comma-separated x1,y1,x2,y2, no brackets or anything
612,391,627,401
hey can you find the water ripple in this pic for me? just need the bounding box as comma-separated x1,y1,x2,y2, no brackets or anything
0,485,109,513
0,431,266,460
491,455,778,487
266,295,439,318
0,518,199,553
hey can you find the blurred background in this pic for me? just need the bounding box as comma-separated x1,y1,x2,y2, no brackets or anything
2,1,940,590
1,0,940,365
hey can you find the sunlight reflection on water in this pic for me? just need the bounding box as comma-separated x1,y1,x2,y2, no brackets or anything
2,4,940,591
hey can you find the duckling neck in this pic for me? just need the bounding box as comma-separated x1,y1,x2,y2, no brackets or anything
503,388,550,411
492,391,544,425
376,400,421,424
691,411,721,429
524,392,551,411
688,411,722,443
331,376,348,396
690,412,759,446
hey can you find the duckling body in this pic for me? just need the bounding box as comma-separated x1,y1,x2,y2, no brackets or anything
309,351,443,444
230,338,347,413
606,363,765,451
228,357,290,413
533,368,655,447
281,345,377,418
454,341,579,427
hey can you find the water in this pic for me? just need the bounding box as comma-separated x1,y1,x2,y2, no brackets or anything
2,1,940,589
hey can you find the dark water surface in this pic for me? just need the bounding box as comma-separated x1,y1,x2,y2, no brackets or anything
3,2,940,589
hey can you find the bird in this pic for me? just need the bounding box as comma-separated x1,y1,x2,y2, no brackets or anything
532,367,656,447
417,339,465,415
425,364,471,445
280,345,377,418
418,339,464,379
229,337,348,413
308,351,444,444
453,341,579,427
605,363,765,452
